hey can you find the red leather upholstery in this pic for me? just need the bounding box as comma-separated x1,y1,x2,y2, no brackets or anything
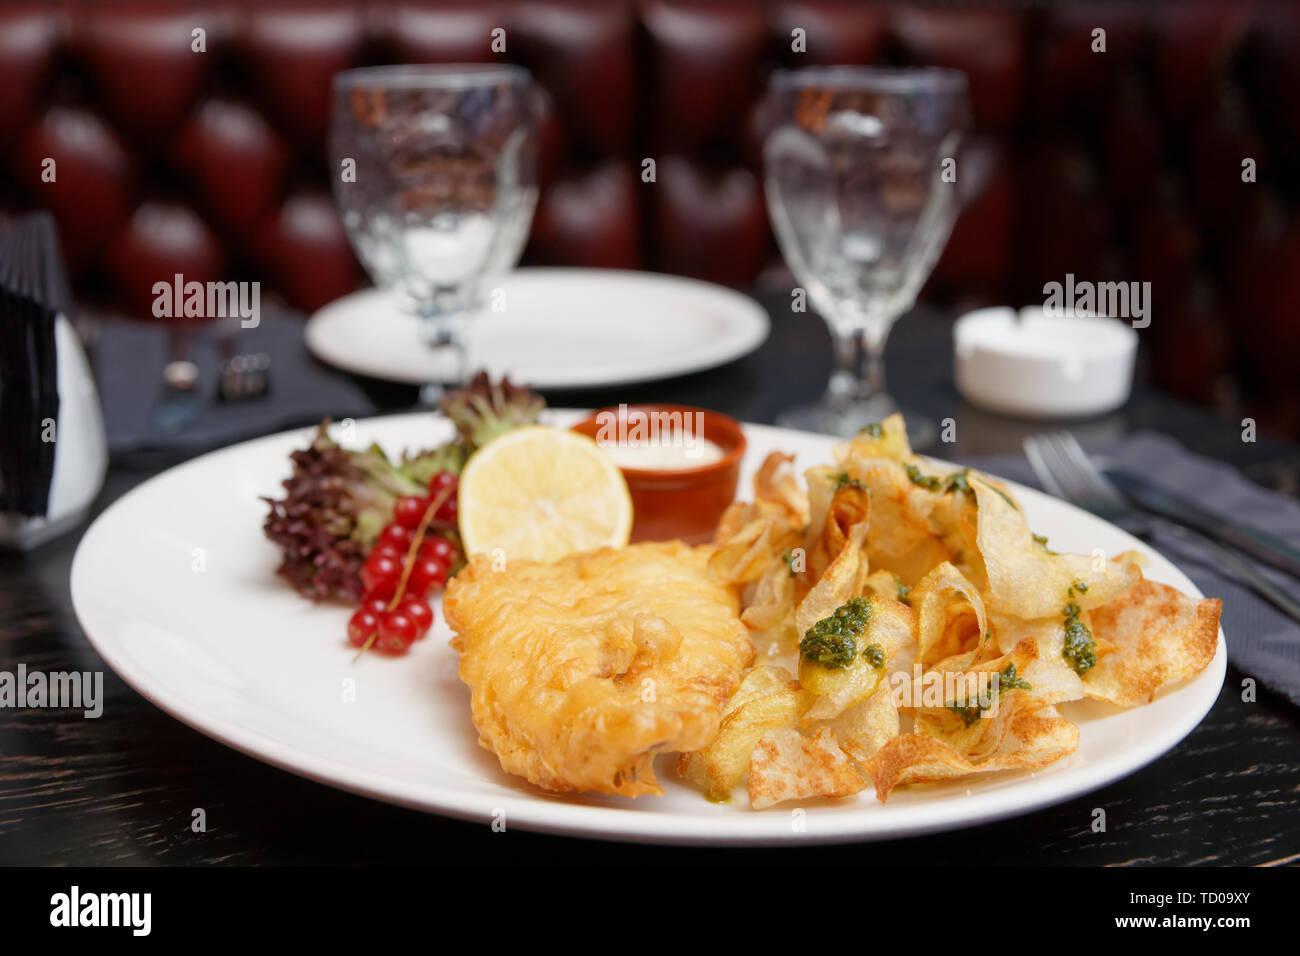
1,1,1297,429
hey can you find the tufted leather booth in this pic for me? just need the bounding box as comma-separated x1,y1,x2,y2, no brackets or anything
2,0,1299,432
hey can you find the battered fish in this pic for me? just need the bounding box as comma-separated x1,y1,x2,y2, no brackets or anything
443,541,754,797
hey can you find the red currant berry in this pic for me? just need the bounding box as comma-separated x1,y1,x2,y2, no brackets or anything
361,596,389,617
370,542,403,563
378,610,418,652
399,596,434,636
378,523,413,550
436,498,458,522
419,536,457,565
360,552,402,599
347,609,379,648
428,471,458,496
407,555,448,594
393,495,430,530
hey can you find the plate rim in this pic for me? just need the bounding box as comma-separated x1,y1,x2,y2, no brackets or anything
304,268,771,388
69,411,1228,846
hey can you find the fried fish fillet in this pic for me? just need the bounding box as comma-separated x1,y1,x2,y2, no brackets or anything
444,541,754,797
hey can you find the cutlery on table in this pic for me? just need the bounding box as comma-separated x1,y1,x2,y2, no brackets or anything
215,316,270,402
217,351,270,401
1023,431,1300,625
152,325,201,433
1102,466,1300,582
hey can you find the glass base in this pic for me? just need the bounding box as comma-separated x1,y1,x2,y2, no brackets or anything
776,396,937,450
418,381,448,407
413,310,471,389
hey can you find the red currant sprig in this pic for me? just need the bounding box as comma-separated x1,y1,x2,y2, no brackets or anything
350,472,459,658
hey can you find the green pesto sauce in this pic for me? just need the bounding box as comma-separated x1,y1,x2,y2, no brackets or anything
896,576,912,606
861,422,884,438
801,597,872,669
832,471,865,491
1062,601,1097,675
986,481,1020,511
864,643,886,668
997,662,1031,691
945,469,973,495
1032,533,1057,555
905,463,944,491
947,663,1031,725
782,549,799,577
906,464,974,497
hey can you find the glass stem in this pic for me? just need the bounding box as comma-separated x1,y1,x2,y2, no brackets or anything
410,286,473,403
416,310,469,406
432,322,469,385
827,322,890,406
827,332,857,407
859,328,887,402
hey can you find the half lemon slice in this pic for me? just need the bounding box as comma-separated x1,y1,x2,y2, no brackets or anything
457,425,633,563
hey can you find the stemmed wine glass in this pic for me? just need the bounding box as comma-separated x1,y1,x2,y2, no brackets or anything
762,67,969,444
329,65,540,397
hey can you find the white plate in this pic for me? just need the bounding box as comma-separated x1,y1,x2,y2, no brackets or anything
304,269,770,388
70,411,1226,846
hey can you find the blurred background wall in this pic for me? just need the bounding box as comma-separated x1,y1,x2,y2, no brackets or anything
1,0,1297,435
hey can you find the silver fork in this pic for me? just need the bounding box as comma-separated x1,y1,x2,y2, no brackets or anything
1024,431,1300,624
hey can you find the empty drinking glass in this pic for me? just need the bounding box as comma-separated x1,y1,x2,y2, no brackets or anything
763,67,969,443
330,65,540,393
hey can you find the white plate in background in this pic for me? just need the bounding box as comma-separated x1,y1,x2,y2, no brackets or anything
305,269,769,388
70,411,1225,845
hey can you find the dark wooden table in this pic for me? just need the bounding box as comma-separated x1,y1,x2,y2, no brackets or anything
4,294,1299,866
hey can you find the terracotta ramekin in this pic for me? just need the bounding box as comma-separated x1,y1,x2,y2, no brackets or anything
571,404,747,544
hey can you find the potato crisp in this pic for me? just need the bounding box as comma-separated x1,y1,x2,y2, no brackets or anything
685,414,1221,808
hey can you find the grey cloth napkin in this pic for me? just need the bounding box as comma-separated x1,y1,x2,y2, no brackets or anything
95,314,377,457
971,431,1300,707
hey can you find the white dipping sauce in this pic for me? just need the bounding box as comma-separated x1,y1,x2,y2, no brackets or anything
599,436,726,470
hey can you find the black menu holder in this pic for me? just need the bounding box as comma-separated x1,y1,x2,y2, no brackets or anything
0,211,74,518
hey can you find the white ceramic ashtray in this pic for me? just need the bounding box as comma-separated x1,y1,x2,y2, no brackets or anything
953,306,1138,419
